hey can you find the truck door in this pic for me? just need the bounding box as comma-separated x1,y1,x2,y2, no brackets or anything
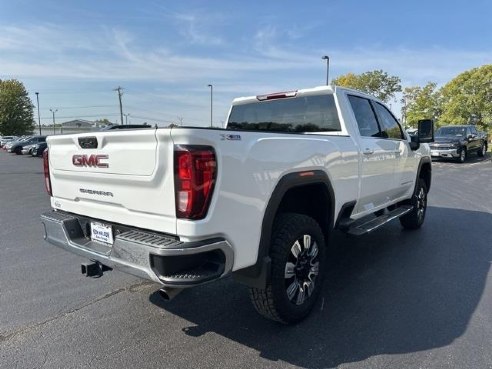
371,101,415,199
468,126,480,151
347,95,399,215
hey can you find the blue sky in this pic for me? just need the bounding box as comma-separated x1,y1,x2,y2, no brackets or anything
1,0,491,127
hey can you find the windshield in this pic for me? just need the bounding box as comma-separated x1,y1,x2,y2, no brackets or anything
436,127,467,137
227,94,341,133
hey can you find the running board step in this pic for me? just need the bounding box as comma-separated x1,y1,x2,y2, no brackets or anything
346,205,413,236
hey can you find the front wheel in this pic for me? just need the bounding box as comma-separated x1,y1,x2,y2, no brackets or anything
400,179,428,230
249,213,326,324
478,142,486,157
457,147,467,163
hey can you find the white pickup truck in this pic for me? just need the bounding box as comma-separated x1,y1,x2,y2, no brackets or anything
41,85,433,323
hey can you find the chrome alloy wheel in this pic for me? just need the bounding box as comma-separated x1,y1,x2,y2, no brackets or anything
284,234,320,305
416,186,427,222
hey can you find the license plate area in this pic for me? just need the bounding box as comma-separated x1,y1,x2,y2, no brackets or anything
90,221,114,246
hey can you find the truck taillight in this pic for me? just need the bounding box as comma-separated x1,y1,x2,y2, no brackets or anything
43,149,52,196
174,145,217,220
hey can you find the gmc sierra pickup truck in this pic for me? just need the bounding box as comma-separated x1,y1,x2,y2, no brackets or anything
41,85,433,324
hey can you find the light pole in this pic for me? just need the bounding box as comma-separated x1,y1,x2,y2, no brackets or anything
35,92,42,135
50,108,58,135
322,55,330,85
124,113,130,125
207,84,213,127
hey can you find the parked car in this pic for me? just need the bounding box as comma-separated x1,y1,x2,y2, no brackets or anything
0,136,18,148
6,136,31,153
429,125,487,162
31,142,47,157
21,144,37,155
9,136,46,155
5,136,31,150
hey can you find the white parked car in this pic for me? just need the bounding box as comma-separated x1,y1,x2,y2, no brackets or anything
0,136,18,148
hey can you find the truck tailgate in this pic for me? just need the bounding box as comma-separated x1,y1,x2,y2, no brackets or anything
47,129,177,234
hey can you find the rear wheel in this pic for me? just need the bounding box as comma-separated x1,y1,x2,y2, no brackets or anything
15,147,22,155
249,213,326,324
400,179,427,230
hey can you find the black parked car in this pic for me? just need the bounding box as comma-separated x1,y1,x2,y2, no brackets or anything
31,142,47,157
9,135,47,155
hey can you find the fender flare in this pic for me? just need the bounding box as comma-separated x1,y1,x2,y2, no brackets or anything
416,156,432,192
232,170,335,288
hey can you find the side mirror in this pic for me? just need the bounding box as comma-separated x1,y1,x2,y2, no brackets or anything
418,119,434,143
409,119,434,151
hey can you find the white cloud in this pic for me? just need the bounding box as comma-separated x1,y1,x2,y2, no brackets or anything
2,23,490,126
3,23,488,88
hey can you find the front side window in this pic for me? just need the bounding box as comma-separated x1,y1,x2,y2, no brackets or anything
348,95,380,137
372,102,404,140
227,94,341,133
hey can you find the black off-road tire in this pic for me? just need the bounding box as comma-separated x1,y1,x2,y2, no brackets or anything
249,213,326,324
399,179,428,230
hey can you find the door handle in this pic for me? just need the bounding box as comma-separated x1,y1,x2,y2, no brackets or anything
363,148,374,155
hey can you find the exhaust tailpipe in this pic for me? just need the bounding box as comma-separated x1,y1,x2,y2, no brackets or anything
159,287,183,301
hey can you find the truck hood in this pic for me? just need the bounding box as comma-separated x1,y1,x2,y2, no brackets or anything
433,137,462,145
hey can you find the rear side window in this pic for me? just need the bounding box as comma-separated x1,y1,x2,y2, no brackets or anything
348,95,380,137
227,94,341,133
372,102,404,140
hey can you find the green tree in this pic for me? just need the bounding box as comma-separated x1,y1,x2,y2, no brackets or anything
0,79,35,135
402,82,442,128
332,70,402,102
440,64,492,130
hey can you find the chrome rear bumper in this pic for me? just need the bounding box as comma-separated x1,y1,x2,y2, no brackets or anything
41,210,234,288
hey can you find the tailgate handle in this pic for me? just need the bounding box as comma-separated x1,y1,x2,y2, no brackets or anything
78,137,98,149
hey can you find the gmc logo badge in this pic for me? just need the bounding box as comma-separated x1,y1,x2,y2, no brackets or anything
72,154,109,168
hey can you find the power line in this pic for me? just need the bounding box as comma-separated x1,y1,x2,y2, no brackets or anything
52,105,117,110
39,113,120,120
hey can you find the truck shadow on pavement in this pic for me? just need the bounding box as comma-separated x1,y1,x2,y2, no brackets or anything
150,206,491,368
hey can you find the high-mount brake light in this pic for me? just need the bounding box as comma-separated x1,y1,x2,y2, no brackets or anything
43,149,52,196
256,90,298,101
174,145,217,220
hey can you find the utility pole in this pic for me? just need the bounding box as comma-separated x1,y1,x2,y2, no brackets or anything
124,113,130,125
35,92,41,135
114,86,124,125
322,55,330,85
207,84,213,127
50,108,58,135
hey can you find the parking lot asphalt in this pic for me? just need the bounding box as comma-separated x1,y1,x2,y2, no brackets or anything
1,151,492,369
